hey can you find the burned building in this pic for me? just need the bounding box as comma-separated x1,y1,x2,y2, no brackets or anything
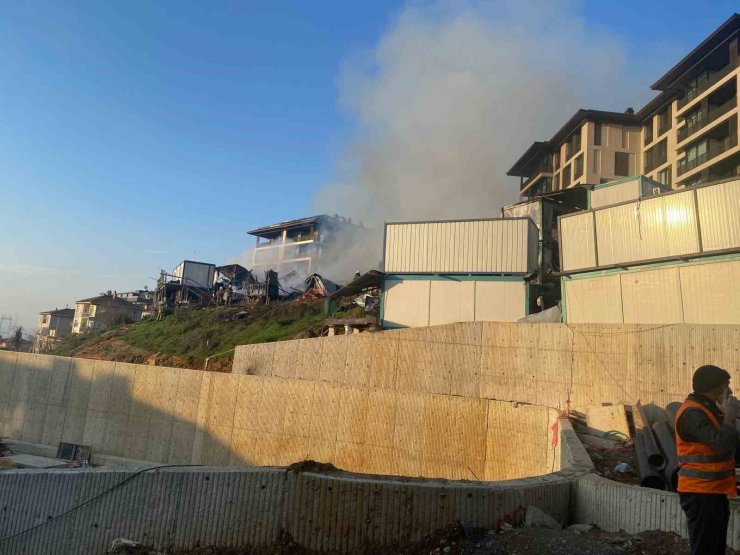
247,215,364,278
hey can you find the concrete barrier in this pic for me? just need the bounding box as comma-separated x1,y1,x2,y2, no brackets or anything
0,418,587,555
0,350,558,481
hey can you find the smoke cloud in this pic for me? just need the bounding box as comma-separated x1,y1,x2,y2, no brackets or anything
312,0,657,275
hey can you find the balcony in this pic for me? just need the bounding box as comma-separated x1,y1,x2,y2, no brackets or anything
678,97,737,142
520,171,553,193
677,64,733,110
677,135,739,176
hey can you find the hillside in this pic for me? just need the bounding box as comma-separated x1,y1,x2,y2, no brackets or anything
50,300,339,372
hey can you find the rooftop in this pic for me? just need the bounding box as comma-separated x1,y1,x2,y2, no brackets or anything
247,214,355,237
38,308,75,318
75,295,140,309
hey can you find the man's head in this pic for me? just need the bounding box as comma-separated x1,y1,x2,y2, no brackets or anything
693,365,731,402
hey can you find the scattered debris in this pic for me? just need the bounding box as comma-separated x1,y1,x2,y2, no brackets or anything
0,454,68,469
524,505,561,530
612,462,632,473
110,538,143,553
56,441,92,465
287,460,339,473
567,524,594,534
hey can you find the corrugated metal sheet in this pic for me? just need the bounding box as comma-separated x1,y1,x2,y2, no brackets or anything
382,278,526,328
384,219,536,274
697,178,740,252
562,275,623,323
559,213,597,271
590,179,641,209
596,191,699,267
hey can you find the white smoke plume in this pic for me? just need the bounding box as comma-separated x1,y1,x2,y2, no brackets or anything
312,0,659,275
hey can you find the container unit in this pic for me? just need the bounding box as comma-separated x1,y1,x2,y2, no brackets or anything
381,218,538,328
559,177,740,324
559,177,740,274
588,175,669,210
172,260,216,289
562,254,740,324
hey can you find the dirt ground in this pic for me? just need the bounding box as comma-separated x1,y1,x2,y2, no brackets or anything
119,522,738,554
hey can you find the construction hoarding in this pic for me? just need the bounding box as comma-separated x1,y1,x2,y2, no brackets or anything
559,178,740,273
381,276,527,328
562,255,740,324
383,218,538,274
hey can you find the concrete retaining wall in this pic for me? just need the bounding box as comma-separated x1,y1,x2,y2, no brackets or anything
233,322,740,412
571,474,740,549
0,351,557,481
0,419,586,555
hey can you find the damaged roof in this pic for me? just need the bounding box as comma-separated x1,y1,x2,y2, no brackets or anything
328,270,384,300
38,308,75,317
75,295,140,309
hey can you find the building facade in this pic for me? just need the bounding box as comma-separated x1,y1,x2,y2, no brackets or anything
72,294,142,334
247,214,364,277
34,308,74,352
509,14,740,199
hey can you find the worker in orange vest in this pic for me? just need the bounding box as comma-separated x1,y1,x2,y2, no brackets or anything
675,365,738,555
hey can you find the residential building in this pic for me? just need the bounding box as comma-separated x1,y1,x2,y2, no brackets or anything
34,308,74,352
116,290,155,317
508,13,740,198
247,214,364,276
72,294,142,334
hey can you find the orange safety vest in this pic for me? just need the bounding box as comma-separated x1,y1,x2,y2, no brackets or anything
675,399,737,497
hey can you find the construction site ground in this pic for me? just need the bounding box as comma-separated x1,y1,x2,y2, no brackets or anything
119,525,729,555
48,299,359,371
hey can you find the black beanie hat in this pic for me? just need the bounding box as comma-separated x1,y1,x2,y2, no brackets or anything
693,365,731,393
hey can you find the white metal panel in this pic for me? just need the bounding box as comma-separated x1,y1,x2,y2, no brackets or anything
181,262,214,288
563,275,623,323
382,279,431,328
384,219,535,274
590,180,640,209
679,259,740,324
428,280,476,326
620,267,683,324
474,281,526,322
697,179,740,252
559,213,597,271
596,191,699,266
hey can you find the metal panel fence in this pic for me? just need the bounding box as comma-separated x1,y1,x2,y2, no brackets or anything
560,178,740,273
384,218,537,274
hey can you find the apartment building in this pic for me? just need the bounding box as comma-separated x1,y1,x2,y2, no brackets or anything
247,214,363,276
509,13,740,198
34,308,74,352
72,294,142,334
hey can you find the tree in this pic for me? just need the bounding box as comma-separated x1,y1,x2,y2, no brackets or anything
13,326,23,351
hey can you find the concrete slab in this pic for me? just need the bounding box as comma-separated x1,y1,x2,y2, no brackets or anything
1,453,67,468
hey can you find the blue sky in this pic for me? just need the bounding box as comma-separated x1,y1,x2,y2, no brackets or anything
0,0,737,330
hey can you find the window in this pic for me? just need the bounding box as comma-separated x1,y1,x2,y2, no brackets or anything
644,121,653,145
686,140,707,163
592,149,601,173
687,70,713,102
553,152,559,170
614,152,630,176
562,165,571,187
645,139,668,172
574,154,584,179
594,123,602,146
658,105,672,135
553,173,560,190
600,178,610,184
658,168,671,187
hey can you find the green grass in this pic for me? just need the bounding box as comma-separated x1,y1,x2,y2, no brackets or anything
50,300,328,369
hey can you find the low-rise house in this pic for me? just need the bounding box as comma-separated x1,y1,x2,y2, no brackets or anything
72,294,142,334
34,308,75,352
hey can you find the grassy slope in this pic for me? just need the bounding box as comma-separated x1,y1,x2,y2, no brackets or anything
50,300,330,371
